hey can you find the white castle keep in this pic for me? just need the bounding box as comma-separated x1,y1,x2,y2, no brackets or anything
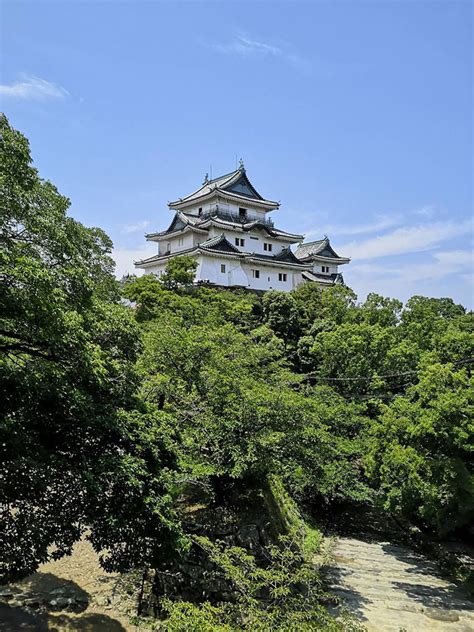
135,163,349,292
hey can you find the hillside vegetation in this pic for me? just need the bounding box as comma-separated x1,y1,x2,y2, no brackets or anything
1,114,473,630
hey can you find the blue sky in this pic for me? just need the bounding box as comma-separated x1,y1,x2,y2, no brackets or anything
2,0,473,307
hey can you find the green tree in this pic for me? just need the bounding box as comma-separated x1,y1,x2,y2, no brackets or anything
317,285,358,325
400,296,466,351
366,364,474,535
160,254,197,290
137,315,295,485
303,322,397,397
162,533,363,631
359,293,403,327
262,290,302,344
281,386,372,505
0,114,182,580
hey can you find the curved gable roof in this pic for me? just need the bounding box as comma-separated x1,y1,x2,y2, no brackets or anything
198,234,242,254
273,246,303,264
169,167,278,208
295,237,349,262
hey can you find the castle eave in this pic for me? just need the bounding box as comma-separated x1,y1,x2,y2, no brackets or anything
169,189,279,211
146,224,209,241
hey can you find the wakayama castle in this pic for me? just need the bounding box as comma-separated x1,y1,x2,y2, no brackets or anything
135,162,350,292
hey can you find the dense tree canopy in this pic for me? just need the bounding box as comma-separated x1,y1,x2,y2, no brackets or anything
120,270,473,535
0,114,183,580
1,115,472,629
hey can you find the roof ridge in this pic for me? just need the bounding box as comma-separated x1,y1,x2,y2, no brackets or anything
208,168,240,184
199,232,242,254
298,237,328,247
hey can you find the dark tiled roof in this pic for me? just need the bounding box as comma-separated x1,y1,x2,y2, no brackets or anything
302,270,344,285
198,234,242,254
165,214,187,233
169,167,278,208
249,247,309,267
146,211,207,238
147,210,302,242
295,237,348,261
273,246,303,264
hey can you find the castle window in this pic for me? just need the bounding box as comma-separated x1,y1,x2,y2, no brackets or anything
278,273,287,282
251,269,260,279
235,237,245,247
178,237,184,246
263,242,273,252
322,265,330,273
239,207,247,220
221,264,226,273
198,207,202,216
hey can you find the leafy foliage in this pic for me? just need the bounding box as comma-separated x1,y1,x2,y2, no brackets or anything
162,533,364,631
159,255,198,291
2,115,473,629
366,364,474,534
0,114,183,580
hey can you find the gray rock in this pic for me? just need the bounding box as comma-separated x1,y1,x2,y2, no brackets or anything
49,588,66,595
424,607,460,622
237,524,260,550
49,596,71,609
23,597,42,607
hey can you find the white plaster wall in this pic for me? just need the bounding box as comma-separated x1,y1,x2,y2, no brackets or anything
205,227,287,256
143,261,167,277
141,255,304,292
192,232,205,246
160,232,194,254
241,263,296,291
293,272,306,288
312,262,339,275
242,234,287,256
196,256,294,290
196,256,248,287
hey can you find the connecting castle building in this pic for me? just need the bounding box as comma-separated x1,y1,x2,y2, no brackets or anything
135,162,350,292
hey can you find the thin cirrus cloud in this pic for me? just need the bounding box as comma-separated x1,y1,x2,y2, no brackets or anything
340,219,472,261
212,35,281,57
121,220,151,234
209,34,310,74
346,249,473,307
305,214,401,239
351,250,473,284
0,74,69,100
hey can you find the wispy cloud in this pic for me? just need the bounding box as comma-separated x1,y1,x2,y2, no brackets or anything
305,214,401,239
0,74,69,100
351,250,473,285
213,35,281,58
112,243,157,278
433,250,473,266
209,34,310,73
413,205,436,219
340,219,472,261
347,250,474,308
121,220,151,234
